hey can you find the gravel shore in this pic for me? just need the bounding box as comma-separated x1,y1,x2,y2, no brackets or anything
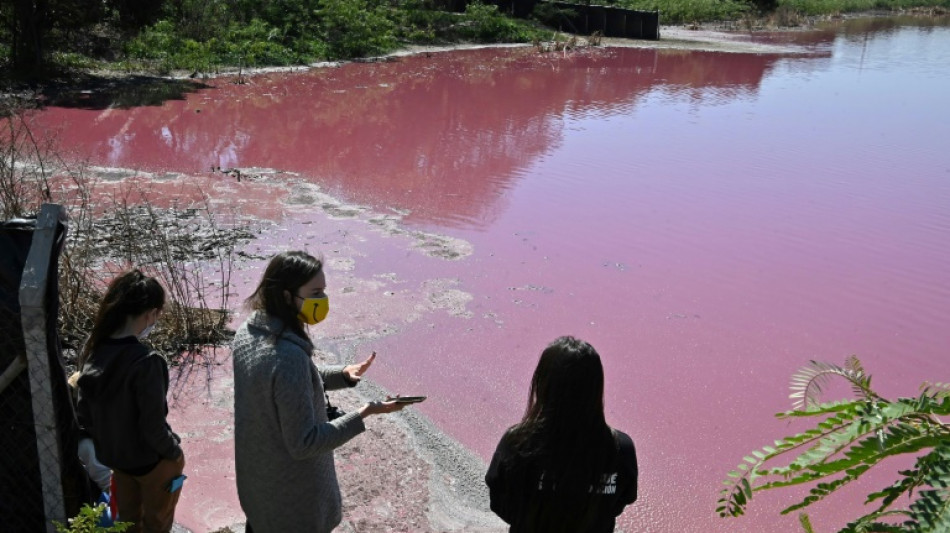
168,344,506,533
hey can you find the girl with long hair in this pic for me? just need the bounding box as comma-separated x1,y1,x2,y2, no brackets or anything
486,336,638,532
231,251,408,533
76,269,185,533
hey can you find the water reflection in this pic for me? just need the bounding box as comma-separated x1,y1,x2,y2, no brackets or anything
826,13,950,40
39,75,210,109
38,47,806,228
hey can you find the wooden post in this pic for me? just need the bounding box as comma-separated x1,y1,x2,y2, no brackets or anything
20,203,67,533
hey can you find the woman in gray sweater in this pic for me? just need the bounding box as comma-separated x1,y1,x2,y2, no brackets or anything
232,251,407,532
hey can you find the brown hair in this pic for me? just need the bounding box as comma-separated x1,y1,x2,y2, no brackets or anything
79,269,165,368
508,336,616,488
245,251,323,341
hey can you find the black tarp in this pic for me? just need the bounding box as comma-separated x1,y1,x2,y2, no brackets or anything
0,215,94,531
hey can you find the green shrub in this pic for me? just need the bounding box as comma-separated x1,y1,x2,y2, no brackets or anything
394,4,451,43
124,20,178,61
613,0,750,24
170,0,231,42
49,52,101,70
531,2,581,30
316,0,398,59
718,357,950,532
223,19,298,66
291,38,332,63
176,39,213,73
460,1,538,41
53,503,130,533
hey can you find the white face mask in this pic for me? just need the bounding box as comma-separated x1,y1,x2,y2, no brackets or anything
138,322,156,340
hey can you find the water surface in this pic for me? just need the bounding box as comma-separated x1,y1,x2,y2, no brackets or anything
36,17,950,532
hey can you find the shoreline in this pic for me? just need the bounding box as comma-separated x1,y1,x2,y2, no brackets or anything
3,10,945,101
10,10,941,99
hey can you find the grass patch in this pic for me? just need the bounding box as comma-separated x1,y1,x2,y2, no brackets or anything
4,0,948,78
779,0,949,16
597,0,947,24
611,0,752,24
116,0,549,74
399,1,548,43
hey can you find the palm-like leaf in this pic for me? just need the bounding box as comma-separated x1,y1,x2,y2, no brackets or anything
718,358,950,533
789,357,876,410
921,382,950,398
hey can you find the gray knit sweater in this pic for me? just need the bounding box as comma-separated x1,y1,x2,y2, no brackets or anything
232,311,366,533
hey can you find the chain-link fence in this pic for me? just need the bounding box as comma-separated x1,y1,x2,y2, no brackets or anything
1,205,95,533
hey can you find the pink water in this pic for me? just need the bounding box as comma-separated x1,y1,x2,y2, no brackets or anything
36,17,950,533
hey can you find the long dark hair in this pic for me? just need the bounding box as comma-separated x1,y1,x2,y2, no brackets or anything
508,336,617,488
245,251,323,341
80,269,165,367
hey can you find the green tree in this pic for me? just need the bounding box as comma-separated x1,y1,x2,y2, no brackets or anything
0,0,104,73
316,0,397,59
718,357,950,532
110,0,165,31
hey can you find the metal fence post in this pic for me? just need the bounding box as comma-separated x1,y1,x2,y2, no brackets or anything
20,203,68,533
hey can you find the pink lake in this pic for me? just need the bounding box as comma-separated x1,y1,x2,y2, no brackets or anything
35,16,950,533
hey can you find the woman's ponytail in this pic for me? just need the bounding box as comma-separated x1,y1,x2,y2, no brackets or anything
78,269,165,368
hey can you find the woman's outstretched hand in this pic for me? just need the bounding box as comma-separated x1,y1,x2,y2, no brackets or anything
359,399,408,418
344,351,376,383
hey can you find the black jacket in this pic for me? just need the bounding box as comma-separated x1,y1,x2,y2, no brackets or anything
77,337,182,473
486,428,638,533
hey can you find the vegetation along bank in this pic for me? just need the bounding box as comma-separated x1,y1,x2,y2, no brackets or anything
2,0,949,81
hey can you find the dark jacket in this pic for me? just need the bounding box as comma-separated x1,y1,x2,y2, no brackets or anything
486,428,638,533
76,337,182,473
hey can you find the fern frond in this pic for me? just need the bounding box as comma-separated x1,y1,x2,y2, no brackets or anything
839,509,913,533
772,401,945,483
798,513,816,533
867,469,921,510
778,399,863,418
789,359,878,410
921,382,950,399
776,466,870,513
717,455,764,517
719,360,950,527
845,355,875,401
912,443,950,533
908,487,950,533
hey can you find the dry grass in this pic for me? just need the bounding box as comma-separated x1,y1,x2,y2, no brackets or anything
1,99,247,366
1,98,56,220
533,32,587,53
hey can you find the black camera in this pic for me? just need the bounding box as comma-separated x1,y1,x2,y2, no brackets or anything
326,404,346,421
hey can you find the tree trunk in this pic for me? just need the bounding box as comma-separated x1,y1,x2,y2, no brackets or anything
11,0,49,74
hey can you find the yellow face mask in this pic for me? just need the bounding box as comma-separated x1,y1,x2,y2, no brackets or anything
297,295,329,325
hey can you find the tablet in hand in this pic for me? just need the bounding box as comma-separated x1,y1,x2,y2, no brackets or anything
392,396,426,404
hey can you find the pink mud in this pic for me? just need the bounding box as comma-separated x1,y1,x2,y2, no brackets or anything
36,19,950,533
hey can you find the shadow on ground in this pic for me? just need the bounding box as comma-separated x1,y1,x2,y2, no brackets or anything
38,74,212,109
1,69,213,110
